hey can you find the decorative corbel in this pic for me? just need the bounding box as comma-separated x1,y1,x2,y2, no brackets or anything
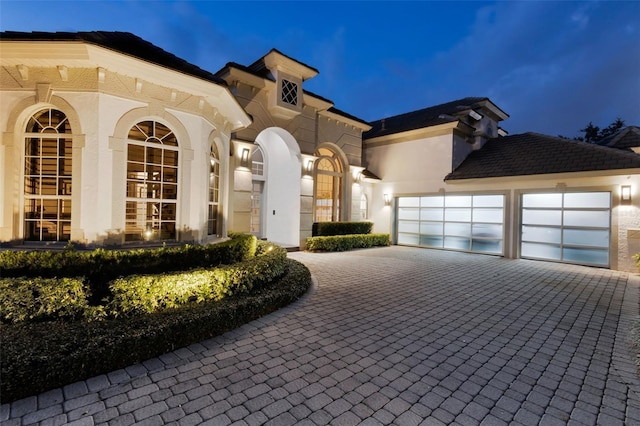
57,66,68,82
36,83,52,104
17,64,28,81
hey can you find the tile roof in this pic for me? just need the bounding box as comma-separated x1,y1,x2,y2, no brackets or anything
596,126,640,151
364,97,491,139
445,132,640,181
0,31,228,86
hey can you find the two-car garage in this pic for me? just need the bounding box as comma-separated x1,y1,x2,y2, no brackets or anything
395,191,611,268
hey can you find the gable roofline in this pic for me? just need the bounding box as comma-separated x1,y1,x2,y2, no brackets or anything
445,132,640,181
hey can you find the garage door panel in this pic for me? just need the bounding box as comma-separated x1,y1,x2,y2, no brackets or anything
522,209,562,226
522,225,561,244
520,192,611,267
562,247,608,265
522,241,562,260
472,239,502,254
396,194,505,255
563,228,609,247
563,210,609,228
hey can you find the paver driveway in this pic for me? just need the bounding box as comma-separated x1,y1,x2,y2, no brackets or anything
2,246,639,425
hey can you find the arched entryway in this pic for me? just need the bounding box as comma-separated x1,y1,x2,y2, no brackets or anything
254,127,301,247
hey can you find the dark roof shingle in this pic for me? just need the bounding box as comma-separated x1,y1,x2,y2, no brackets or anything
445,132,640,181
596,126,640,151
364,97,490,139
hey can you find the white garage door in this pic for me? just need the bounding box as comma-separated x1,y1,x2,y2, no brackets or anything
521,192,611,267
396,194,504,255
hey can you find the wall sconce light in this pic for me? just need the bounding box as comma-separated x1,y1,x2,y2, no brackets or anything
305,159,314,175
621,185,632,204
384,193,391,206
241,148,250,167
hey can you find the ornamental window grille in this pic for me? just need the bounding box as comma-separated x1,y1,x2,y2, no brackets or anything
208,144,220,236
23,108,72,241
281,79,298,106
125,121,179,241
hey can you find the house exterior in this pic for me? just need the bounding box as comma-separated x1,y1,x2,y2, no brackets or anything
1,31,639,272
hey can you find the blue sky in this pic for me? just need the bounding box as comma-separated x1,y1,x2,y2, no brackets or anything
2,1,639,137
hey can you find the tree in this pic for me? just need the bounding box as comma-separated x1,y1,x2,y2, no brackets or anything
578,118,625,143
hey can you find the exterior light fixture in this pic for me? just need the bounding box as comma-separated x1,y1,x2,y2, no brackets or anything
384,193,391,206
241,148,250,167
306,159,314,174
621,185,632,204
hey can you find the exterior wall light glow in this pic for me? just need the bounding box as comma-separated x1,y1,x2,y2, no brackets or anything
384,193,391,206
306,159,314,174
621,185,632,204
241,148,250,167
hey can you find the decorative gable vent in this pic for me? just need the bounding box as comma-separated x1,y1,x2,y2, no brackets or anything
281,79,298,106
268,71,303,119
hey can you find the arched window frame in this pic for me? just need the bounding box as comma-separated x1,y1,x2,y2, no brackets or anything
23,108,73,241
124,120,179,241
313,147,344,222
208,144,220,236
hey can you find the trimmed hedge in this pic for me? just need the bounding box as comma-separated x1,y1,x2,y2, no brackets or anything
312,221,373,236
0,239,285,324
1,258,311,403
107,244,287,317
306,233,390,252
0,232,256,279
0,233,256,305
0,277,91,323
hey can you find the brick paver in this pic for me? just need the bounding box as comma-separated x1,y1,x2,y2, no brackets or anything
2,246,639,424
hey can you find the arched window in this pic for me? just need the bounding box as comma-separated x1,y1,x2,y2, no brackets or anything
314,147,343,222
251,147,265,236
125,121,178,241
208,144,220,236
360,193,369,220
24,108,72,241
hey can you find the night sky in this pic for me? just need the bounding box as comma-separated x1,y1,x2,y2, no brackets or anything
2,0,639,137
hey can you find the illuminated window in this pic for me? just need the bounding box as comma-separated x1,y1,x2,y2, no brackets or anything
251,146,264,176
251,147,265,236
208,144,220,236
360,193,368,220
24,108,72,241
125,121,178,241
281,79,298,106
313,148,343,222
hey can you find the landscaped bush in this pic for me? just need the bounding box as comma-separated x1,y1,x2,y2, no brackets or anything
0,258,311,403
0,277,90,324
0,233,257,304
312,221,373,236
634,253,640,270
306,233,390,252
107,243,287,317
0,232,256,279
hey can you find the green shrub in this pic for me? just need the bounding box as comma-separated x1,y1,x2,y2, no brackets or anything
0,277,90,324
306,233,390,251
107,242,287,317
0,233,256,279
0,233,257,303
634,253,640,270
312,221,373,237
0,258,311,403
